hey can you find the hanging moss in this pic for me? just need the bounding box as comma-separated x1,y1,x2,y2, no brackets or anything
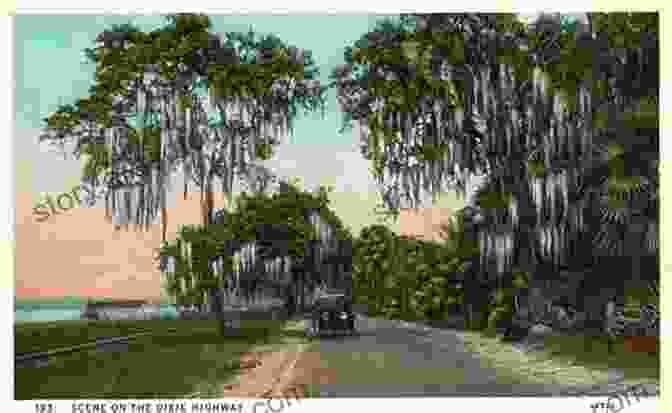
40,14,328,237
606,175,644,209
157,181,352,304
606,143,625,159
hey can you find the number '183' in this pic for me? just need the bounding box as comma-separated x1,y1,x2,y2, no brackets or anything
35,402,55,413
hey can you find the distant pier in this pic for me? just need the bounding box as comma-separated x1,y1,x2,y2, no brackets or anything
81,299,161,320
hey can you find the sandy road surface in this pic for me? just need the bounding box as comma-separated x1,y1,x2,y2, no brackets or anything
274,316,659,398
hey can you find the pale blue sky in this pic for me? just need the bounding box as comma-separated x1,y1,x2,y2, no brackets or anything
15,14,392,132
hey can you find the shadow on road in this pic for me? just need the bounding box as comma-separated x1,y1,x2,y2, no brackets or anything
282,315,657,398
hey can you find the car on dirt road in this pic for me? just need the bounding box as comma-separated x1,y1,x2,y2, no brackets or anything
308,289,356,337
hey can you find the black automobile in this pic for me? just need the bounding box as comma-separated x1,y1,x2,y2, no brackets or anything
309,290,356,337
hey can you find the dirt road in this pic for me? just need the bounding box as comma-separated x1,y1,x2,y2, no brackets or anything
272,316,658,397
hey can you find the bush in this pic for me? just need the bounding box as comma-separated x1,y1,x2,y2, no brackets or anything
485,305,513,336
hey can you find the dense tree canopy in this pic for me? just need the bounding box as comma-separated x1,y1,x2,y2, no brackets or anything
39,14,328,240
332,13,658,285
158,179,352,308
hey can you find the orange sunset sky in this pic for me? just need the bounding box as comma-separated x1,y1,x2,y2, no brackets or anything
16,189,458,302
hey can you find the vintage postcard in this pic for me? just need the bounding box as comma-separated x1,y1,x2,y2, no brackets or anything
11,9,660,413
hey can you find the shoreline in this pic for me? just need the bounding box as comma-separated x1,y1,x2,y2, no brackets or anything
14,302,179,324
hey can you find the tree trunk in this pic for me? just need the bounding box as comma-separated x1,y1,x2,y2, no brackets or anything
378,267,385,315
161,205,167,243
463,271,476,328
401,276,407,319
211,287,227,333
298,273,304,313
464,278,489,330
581,287,608,353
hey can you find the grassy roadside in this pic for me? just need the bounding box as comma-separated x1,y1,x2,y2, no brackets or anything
457,330,659,387
15,319,189,354
15,318,300,399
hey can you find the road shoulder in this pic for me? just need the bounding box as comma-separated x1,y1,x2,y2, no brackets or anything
214,319,312,398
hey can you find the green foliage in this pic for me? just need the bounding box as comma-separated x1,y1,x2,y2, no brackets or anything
511,270,530,290
476,191,512,210
157,180,350,304
526,160,546,178
81,143,111,181
624,286,658,308
335,12,659,322
438,211,479,259
40,13,328,199
333,12,658,209
352,214,474,321
485,287,516,335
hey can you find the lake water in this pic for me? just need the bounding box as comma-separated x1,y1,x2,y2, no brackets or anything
14,304,179,323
